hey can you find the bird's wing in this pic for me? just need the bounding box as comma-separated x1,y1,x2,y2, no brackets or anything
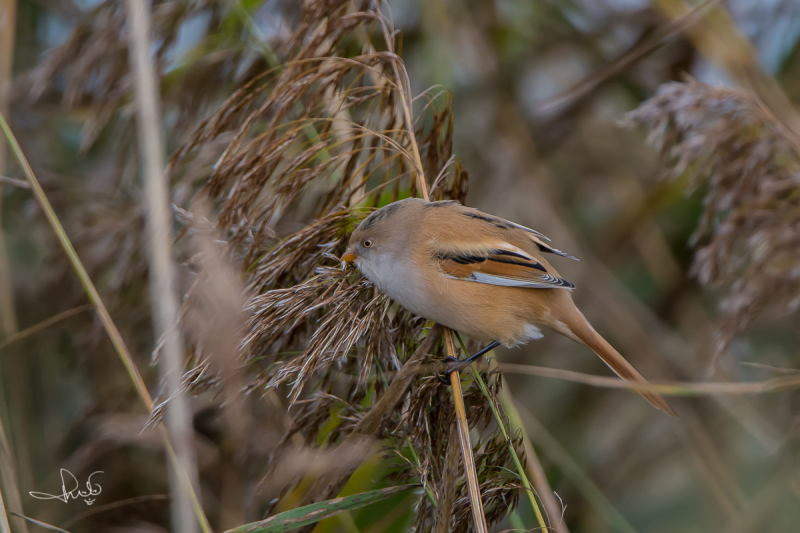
428,201,577,260
504,220,577,260
433,239,575,289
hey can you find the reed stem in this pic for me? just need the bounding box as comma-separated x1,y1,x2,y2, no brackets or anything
125,0,200,531
445,329,488,533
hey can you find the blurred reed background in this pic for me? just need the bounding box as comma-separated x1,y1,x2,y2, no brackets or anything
0,0,799,532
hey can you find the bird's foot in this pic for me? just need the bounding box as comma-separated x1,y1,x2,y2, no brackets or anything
436,340,502,384
436,356,469,384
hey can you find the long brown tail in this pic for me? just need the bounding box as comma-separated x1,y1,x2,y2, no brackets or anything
559,308,678,417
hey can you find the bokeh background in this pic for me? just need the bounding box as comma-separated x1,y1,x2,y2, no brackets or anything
1,0,799,532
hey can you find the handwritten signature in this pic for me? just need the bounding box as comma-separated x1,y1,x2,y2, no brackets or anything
29,469,103,506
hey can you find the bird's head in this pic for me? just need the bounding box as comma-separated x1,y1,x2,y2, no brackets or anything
341,198,421,276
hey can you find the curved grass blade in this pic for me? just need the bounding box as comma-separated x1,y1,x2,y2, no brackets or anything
0,305,91,352
514,403,638,533
7,512,70,533
224,484,419,533
498,362,800,395
0,111,213,533
468,367,548,531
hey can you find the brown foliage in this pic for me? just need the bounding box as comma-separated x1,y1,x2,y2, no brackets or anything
21,0,522,528
166,0,516,528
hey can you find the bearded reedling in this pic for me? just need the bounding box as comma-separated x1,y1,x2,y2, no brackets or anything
342,198,677,417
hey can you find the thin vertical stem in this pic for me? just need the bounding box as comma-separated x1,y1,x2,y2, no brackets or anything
0,191,14,336
394,62,428,202
124,1,200,533
0,421,25,533
0,0,16,337
0,2,30,531
445,330,488,533
0,484,10,533
380,18,428,201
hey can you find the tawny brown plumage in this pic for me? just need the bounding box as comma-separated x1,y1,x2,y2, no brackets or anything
343,197,677,417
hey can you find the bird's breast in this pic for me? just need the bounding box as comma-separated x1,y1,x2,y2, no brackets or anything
359,255,543,346
360,255,430,312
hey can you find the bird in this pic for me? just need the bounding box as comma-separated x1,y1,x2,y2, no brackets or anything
341,197,677,417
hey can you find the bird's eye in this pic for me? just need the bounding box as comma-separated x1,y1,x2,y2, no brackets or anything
363,239,373,248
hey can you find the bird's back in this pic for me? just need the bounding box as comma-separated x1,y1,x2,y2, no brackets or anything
417,200,561,272
391,199,575,344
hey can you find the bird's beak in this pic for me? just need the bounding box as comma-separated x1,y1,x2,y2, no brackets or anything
341,250,357,270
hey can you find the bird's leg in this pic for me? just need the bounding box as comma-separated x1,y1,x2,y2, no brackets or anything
457,340,502,367
437,341,502,383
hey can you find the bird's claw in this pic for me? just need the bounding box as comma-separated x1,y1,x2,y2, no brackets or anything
436,356,468,384
435,340,501,385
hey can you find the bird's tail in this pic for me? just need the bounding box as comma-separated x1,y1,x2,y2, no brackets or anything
558,308,678,417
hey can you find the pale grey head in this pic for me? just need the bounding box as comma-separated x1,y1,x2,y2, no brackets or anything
341,198,424,295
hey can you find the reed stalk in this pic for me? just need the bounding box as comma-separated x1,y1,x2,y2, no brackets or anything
0,1,31,530
124,1,200,531
387,29,486,530
0,474,10,533
445,330,488,533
